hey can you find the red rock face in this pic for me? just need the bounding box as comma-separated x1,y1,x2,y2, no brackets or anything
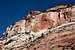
31,11,60,32
32,13,54,32
32,20,54,32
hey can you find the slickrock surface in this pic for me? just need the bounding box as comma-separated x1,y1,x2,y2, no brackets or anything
27,29,75,50
0,5,75,50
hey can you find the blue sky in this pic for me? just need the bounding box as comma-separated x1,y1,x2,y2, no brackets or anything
0,0,75,37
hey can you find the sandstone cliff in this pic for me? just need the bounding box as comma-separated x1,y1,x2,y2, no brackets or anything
0,5,75,50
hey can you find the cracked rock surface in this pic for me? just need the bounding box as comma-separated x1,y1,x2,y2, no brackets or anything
0,5,75,50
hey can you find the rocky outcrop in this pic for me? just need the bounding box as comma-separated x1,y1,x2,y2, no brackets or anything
0,5,75,50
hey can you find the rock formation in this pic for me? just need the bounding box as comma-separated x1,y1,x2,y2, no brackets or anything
0,4,75,50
